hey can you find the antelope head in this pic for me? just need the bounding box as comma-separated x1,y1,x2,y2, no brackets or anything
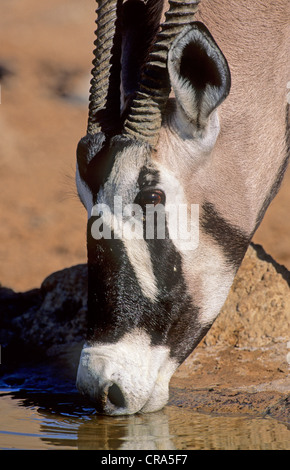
76,0,235,415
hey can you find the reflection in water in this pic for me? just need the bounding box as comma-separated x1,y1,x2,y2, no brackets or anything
0,390,290,450
77,411,176,450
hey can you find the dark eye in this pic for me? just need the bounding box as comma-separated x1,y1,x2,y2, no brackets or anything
135,189,165,208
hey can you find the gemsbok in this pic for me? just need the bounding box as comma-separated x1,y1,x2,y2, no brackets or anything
75,0,289,415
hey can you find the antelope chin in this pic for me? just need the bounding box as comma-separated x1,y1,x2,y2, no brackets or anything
76,330,178,415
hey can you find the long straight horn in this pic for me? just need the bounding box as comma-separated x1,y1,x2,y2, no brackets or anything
87,0,121,136
122,0,200,146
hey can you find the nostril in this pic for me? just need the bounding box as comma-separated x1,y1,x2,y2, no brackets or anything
86,381,127,414
107,383,126,409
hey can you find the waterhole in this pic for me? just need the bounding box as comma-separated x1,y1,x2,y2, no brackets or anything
1,389,289,450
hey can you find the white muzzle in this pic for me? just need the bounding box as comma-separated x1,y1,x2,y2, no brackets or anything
76,330,178,415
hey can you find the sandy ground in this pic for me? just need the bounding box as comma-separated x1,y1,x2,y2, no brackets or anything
0,0,289,295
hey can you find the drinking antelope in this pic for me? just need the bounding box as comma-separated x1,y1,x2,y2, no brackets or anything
75,0,289,415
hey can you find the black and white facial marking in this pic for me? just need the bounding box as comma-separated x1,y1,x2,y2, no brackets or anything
201,202,249,268
76,22,235,415
76,136,211,415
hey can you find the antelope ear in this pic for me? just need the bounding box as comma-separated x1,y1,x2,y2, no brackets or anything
168,22,231,130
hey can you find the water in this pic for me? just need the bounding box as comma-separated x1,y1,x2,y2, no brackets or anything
1,389,289,450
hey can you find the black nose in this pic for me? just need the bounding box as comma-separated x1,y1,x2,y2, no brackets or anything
94,382,126,414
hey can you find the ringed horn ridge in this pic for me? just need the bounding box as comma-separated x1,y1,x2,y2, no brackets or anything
87,0,122,136
123,0,200,146
87,0,200,145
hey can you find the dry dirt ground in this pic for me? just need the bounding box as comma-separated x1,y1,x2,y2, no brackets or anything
0,0,289,428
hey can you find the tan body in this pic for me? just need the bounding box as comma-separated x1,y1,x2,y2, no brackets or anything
159,0,289,233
